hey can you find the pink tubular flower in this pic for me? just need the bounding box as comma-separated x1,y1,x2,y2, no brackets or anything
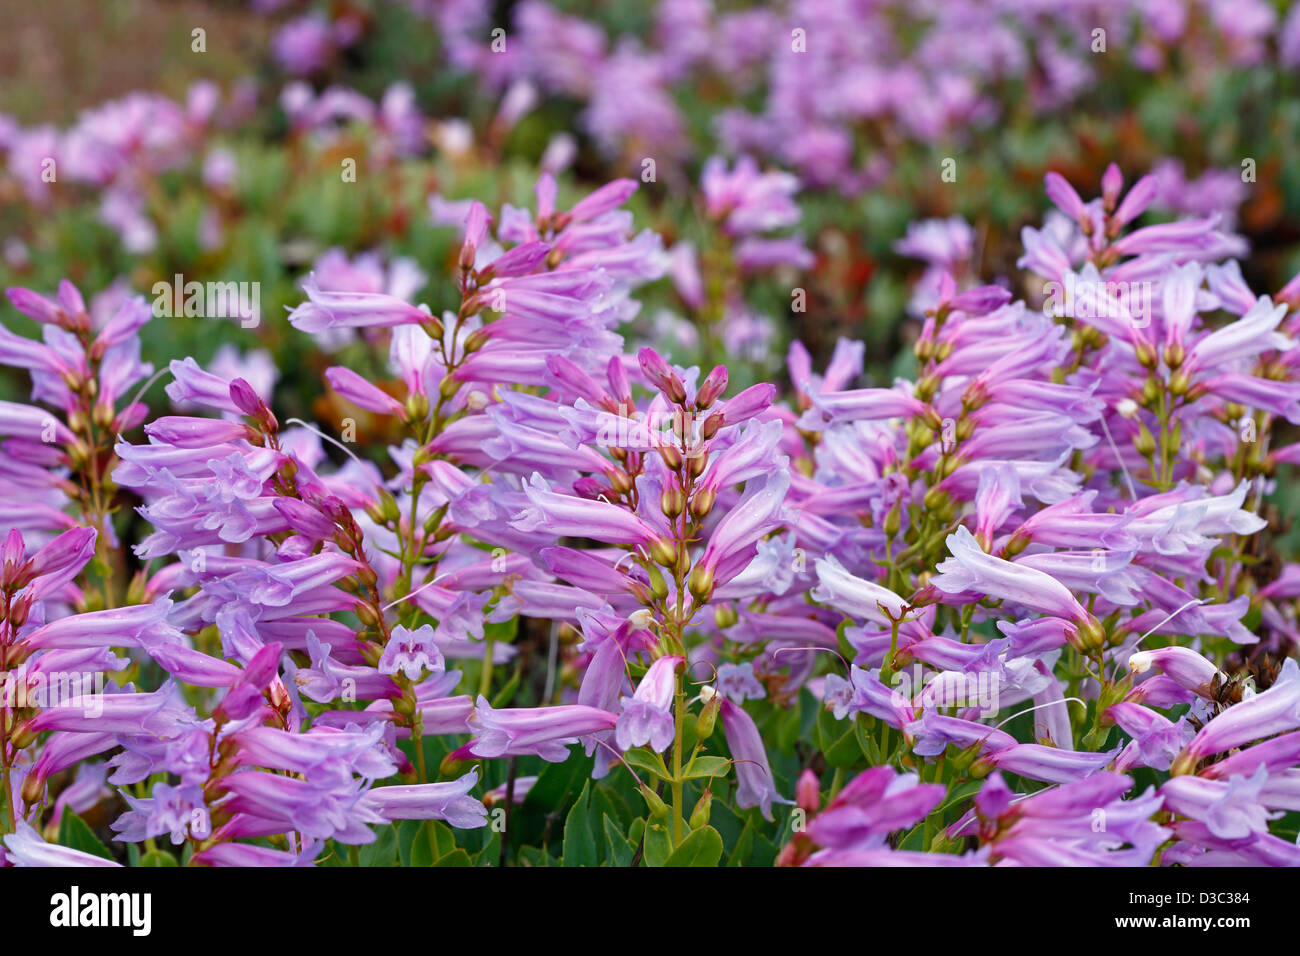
511,472,668,548
720,697,789,820
932,526,1091,624
804,766,945,856
615,655,683,753
324,366,406,417
358,770,487,829
466,697,619,762
2,821,121,867
1174,661,1300,771
287,274,428,332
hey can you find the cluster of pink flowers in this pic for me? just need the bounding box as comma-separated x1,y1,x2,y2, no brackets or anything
2,157,1300,867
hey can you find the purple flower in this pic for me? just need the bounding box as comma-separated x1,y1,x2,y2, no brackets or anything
720,698,788,820
615,655,682,753
378,624,446,682
359,770,487,829
932,526,1091,624
466,697,619,762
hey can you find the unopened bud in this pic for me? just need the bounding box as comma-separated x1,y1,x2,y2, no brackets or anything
713,603,737,629
695,366,728,409
646,564,669,601
648,538,678,567
689,487,716,520
795,769,820,815
688,564,714,603
420,315,445,341
1134,423,1157,457
404,391,430,423
688,789,713,829
695,692,720,740
660,485,685,518
640,784,669,819
441,751,472,778
657,443,683,470
1074,615,1107,653
354,601,382,630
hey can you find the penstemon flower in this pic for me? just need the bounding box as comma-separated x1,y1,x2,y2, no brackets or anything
7,143,1300,872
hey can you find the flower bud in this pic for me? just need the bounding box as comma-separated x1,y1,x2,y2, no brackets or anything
609,470,634,495
1134,423,1157,456
647,564,669,601
404,391,430,423
695,366,728,409
795,769,820,815
695,692,720,740
1074,615,1107,653
354,600,382,630
883,499,902,537
700,412,723,441
688,789,713,829
21,772,44,806
922,485,948,512
657,443,683,470
640,784,669,819
441,751,472,778
689,487,716,520
713,603,737,629
660,485,685,518
649,538,678,568
420,315,445,341
688,564,714,603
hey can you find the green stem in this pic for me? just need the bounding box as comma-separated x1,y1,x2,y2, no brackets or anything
478,636,495,699
671,677,686,847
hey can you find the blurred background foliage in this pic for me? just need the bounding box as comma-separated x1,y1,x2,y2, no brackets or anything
2,0,1300,411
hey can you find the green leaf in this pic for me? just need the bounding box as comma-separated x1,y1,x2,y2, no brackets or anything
57,812,114,862
138,850,179,867
433,849,472,867
561,782,597,867
410,823,437,867
621,747,670,781
855,714,883,764
642,822,673,867
728,820,756,867
474,828,503,867
817,705,865,766
490,666,523,708
602,814,634,867
359,824,398,866
682,755,730,780
430,821,458,858
663,825,723,867
397,819,423,866
591,785,633,832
